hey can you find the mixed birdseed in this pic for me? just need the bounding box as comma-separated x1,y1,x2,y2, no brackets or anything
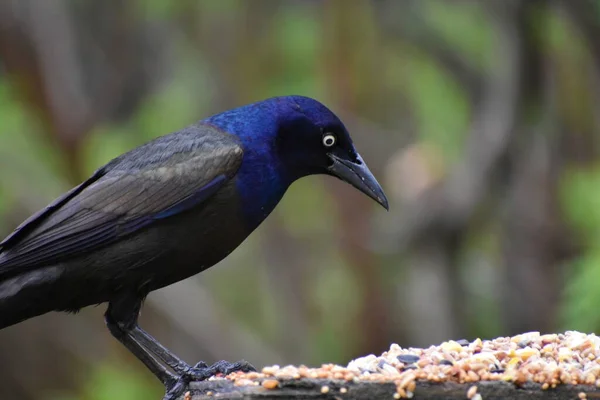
219,331,600,398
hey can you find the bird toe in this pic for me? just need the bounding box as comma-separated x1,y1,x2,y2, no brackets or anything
212,359,256,375
162,376,188,400
185,359,256,381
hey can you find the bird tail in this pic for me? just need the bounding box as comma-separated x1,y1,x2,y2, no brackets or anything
0,267,61,330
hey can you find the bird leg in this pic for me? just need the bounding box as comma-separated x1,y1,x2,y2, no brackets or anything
105,295,256,400
104,298,178,388
129,324,256,379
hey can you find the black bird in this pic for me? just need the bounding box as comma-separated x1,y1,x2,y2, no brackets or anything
0,95,388,399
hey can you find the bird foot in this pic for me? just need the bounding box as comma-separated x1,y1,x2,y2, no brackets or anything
163,378,188,400
162,360,256,400
186,359,256,380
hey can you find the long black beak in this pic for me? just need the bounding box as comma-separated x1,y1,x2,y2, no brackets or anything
327,153,389,210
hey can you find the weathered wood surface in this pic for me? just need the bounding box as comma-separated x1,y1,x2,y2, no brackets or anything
178,378,600,399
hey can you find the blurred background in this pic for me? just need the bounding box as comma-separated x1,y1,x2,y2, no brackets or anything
0,0,599,398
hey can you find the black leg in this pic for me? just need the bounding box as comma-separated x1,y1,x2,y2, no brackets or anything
105,293,256,400
105,296,178,388
129,324,256,379
126,324,191,374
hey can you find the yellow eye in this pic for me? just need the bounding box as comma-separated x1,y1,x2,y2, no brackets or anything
322,134,336,147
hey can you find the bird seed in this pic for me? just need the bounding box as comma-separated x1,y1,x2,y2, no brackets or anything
221,331,600,398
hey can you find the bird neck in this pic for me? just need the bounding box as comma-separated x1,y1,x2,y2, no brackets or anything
203,102,295,229
236,147,290,229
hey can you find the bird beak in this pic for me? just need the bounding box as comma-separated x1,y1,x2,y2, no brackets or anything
327,153,389,210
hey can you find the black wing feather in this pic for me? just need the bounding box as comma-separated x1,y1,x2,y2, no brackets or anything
0,124,243,277
0,167,107,251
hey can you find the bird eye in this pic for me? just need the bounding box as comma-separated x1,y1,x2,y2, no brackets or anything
322,134,336,147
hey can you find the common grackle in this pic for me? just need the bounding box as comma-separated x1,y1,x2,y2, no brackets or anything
0,96,388,399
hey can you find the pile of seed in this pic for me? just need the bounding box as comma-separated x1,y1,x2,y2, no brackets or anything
220,331,600,399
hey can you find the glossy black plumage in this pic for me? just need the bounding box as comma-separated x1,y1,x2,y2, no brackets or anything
0,124,245,322
0,96,387,400
0,124,242,268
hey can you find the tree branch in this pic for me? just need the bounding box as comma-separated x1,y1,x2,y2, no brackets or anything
391,0,526,252
373,0,483,103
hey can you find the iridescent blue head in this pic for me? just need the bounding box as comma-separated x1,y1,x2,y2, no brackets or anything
205,95,388,226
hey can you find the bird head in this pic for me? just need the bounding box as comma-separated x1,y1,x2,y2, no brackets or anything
274,96,389,210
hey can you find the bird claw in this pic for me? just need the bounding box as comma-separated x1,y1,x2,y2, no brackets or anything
186,359,256,380
162,360,256,400
163,377,188,400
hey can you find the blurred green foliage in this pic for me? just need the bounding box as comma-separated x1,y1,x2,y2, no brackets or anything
560,167,600,331
0,1,599,399
50,361,161,400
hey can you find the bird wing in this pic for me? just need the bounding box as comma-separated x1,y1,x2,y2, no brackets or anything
0,124,243,275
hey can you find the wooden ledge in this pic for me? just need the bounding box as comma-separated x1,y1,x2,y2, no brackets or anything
181,378,599,399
